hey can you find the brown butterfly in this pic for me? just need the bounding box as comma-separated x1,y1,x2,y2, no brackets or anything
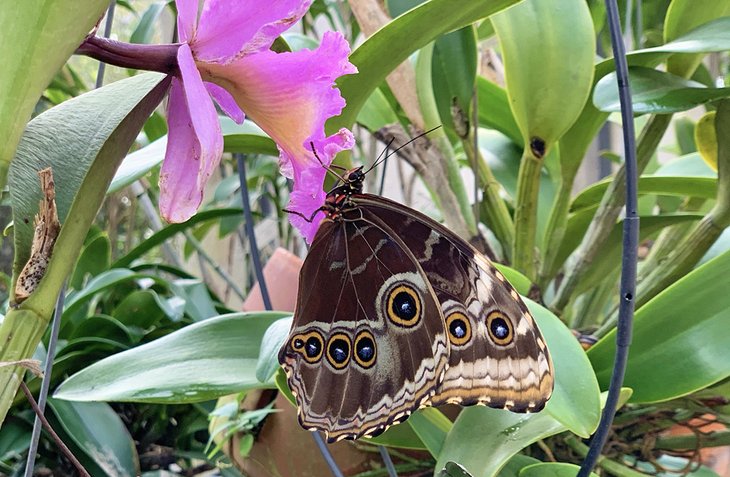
279,143,554,442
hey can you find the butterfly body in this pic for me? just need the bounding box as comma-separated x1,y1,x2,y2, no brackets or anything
279,166,553,442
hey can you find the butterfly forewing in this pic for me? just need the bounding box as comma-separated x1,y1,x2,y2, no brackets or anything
352,194,554,412
279,216,449,442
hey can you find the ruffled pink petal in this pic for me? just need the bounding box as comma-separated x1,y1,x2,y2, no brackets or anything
285,128,354,242
205,82,245,123
192,0,312,63
175,0,198,43
159,44,223,223
196,31,357,240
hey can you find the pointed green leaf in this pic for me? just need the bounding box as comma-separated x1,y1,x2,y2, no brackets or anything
54,312,290,403
588,248,730,402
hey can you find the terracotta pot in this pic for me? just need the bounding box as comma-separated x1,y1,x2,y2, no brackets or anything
662,415,730,476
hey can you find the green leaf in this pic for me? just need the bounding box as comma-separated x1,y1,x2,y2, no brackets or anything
497,455,541,477
357,88,400,131
525,299,600,437
431,26,477,135
256,316,292,382
332,0,523,132
0,0,110,184
130,1,170,44
221,117,278,155
64,269,146,316
588,248,730,402
520,463,598,477
54,312,290,403
594,66,730,114
407,407,452,456
170,279,218,321
70,233,112,289
112,290,171,332
10,73,169,315
438,462,474,477
476,77,523,147
48,398,139,477
571,176,717,213
435,389,629,477
109,137,167,193
113,208,243,268
492,0,595,148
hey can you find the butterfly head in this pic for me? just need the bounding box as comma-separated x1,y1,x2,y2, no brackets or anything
342,166,365,192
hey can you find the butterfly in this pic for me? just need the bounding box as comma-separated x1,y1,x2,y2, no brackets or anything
278,141,554,442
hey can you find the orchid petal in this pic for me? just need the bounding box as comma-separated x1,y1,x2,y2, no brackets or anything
159,44,223,223
197,31,356,240
192,0,312,62
175,0,198,43
205,82,245,123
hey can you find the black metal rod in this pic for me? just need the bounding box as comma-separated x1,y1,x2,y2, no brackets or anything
236,154,272,310
23,283,67,477
577,0,637,475
95,1,116,89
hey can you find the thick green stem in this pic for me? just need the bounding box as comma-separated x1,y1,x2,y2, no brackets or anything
512,148,543,280
539,180,573,288
565,435,647,477
0,307,49,424
552,114,673,311
466,138,515,256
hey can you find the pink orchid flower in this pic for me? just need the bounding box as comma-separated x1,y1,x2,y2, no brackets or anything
162,0,357,242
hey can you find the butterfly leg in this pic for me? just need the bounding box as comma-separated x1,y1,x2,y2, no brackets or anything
283,205,329,223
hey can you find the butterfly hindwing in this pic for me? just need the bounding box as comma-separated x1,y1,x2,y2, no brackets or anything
351,194,554,412
279,215,448,442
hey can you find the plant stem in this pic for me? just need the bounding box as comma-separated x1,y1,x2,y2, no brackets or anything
76,35,180,74
465,137,515,256
552,113,672,312
539,180,572,288
566,435,647,477
512,147,543,280
183,231,246,302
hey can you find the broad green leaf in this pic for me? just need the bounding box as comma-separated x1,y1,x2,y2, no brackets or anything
492,0,594,149
10,73,169,315
588,248,730,402
0,0,110,185
54,312,290,403
48,398,138,477
70,233,112,289
571,176,717,213
663,0,730,77
221,117,278,155
332,0,522,132
408,407,452,456
431,26,477,135
438,462,474,477
0,417,32,461
525,299,600,437
494,264,531,296
357,88,400,131
113,208,242,268
69,315,137,345
256,316,292,382
109,137,167,193
655,152,716,177
435,389,630,477
170,279,218,321
476,77,523,147
130,1,170,44
520,463,598,477
594,67,730,114
64,269,146,316
112,290,170,333
497,455,541,477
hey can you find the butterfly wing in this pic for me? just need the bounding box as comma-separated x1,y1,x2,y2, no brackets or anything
353,194,554,412
279,215,449,442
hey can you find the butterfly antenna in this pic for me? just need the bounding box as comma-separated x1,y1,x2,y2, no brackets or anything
310,141,347,183
364,125,442,174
